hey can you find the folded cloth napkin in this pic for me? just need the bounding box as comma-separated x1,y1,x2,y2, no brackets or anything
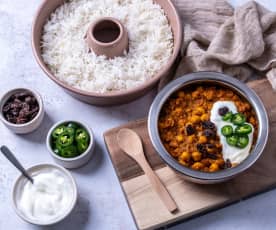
164,0,276,89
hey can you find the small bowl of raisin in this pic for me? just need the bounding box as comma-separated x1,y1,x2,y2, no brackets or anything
0,88,44,134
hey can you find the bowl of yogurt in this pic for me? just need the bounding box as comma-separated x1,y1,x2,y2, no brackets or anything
148,71,269,184
12,164,77,225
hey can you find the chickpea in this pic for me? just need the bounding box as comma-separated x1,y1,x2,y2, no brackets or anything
175,107,183,114
176,135,184,142
215,159,225,167
169,140,178,147
201,158,211,166
190,115,201,123
178,119,185,126
201,114,209,121
179,151,191,161
193,107,205,116
178,91,185,98
179,160,188,166
187,135,195,144
191,162,204,170
192,151,202,161
198,135,207,144
209,163,219,172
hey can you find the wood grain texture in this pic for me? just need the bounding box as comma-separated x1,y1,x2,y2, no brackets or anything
104,79,276,230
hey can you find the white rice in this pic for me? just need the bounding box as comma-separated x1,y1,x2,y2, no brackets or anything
41,0,173,93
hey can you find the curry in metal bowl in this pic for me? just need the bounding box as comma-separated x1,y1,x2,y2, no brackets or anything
158,84,258,173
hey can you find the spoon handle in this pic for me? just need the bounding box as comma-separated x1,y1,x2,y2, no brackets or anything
136,154,177,213
0,145,33,183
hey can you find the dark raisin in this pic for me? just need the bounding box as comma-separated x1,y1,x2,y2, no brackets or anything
206,143,215,149
203,129,216,138
196,144,207,154
25,96,32,104
206,153,218,160
202,121,216,130
186,124,195,136
2,104,11,113
218,106,229,116
16,92,29,100
22,102,30,111
224,159,232,169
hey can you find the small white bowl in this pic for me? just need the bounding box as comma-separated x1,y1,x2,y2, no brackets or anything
46,120,95,169
0,88,44,134
12,164,77,226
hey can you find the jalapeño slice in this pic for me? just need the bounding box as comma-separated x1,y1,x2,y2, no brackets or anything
235,124,252,135
221,125,233,137
231,113,246,126
226,135,238,146
236,135,249,149
57,131,74,148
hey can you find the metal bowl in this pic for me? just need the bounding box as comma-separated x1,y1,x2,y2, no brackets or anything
148,72,269,184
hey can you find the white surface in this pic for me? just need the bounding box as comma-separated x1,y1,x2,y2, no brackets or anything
0,0,276,230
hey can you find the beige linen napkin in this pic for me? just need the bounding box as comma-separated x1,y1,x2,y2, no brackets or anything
165,0,276,89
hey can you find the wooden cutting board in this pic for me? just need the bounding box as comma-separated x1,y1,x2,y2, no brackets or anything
103,79,276,230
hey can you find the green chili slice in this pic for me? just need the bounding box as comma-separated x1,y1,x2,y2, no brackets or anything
236,135,249,148
77,141,89,154
231,113,246,126
222,112,233,121
67,122,78,130
60,145,79,158
66,127,76,136
52,125,67,139
235,124,252,135
57,131,74,148
226,135,238,146
75,128,89,143
221,125,233,137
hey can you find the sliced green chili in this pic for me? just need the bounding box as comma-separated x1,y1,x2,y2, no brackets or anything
77,141,89,153
222,111,233,121
235,124,252,135
52,125,67,139
67,122,78,130
231,113,246,126
221,125,233,137
56,131,74,148
226,135,238,146
60,145,79,158
236,135,249,148
75,128,89,143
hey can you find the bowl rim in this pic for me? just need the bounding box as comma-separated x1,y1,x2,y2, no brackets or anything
0,87,44,128
12,163,78,225
148,71,269,181
46,120,94,162
31,0,183,98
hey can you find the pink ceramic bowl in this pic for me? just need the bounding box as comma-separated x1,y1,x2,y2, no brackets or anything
32,0,182,106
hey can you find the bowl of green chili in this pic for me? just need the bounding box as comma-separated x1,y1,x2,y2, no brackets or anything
46,120,95,169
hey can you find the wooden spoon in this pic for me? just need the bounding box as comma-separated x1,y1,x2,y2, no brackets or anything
117,128,177,213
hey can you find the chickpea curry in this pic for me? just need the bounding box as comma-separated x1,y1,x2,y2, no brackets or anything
158,84,258,173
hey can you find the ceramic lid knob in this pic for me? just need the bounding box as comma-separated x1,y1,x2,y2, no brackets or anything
85,17,129,58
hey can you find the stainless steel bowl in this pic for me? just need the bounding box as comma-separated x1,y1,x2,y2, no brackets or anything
148,72,269,184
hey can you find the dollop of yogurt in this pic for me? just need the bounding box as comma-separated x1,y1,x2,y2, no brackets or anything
17,168,74,222
210,101,254,164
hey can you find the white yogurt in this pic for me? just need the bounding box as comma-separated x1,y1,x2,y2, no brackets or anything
16,168,74,222
210,101,254,164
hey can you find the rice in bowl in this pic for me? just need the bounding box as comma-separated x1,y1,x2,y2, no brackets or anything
41,0,174,93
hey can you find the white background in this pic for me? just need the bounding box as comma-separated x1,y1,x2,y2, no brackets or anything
0,0,275,229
